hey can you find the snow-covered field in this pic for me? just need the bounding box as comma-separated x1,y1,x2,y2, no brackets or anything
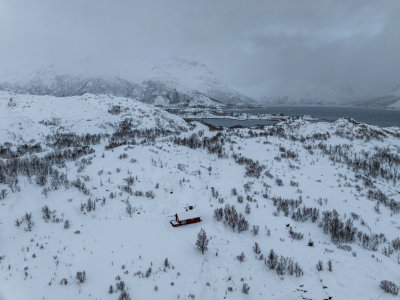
0,92,400,300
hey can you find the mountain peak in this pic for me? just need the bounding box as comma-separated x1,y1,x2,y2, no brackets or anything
150,57,215,91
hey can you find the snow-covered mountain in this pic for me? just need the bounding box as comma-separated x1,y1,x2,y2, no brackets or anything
0,59,256,108
391,84,400,98
386,84,400,109
1,91,400,299
262,83,400,109
148,58,255,107
388,100,400,109
350,84,400,109
262,84,357,106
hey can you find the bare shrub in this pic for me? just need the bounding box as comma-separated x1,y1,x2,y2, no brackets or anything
242,283,250,294
316,260,323,271
237,252,245,263
380,280,399,295
64,220,70,229
76,271,86,283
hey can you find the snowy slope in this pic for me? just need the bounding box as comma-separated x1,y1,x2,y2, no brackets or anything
0,92,400,300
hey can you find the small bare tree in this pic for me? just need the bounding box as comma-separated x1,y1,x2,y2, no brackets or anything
327,260,333,272
126,202,133,217
253,242,261,255
76,271,86,283
237,251,245,263
242,283,250,294
316,260,323,271
196,228,209,254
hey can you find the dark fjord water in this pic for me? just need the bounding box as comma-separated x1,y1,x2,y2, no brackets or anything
201,106,400,128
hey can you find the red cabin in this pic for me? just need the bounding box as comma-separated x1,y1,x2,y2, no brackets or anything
170,207,201,227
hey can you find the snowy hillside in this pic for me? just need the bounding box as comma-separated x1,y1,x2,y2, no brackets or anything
0,91,188,144
1,92,400,299
0,59,256,108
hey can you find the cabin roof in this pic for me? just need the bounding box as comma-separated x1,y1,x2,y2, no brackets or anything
177,209,200,220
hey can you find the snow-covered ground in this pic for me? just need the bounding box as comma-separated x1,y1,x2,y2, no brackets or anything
0,92,399,300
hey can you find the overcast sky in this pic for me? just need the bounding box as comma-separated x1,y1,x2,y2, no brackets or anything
0,0,399,99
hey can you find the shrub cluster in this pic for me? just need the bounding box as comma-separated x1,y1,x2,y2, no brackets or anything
271,197,302,217
318,143,399,184
0,143,42,159
291,206,320,223
0,145,94,193
173,132,226,158
232,154,264,178
320,210,356,243
288,228,304,240
106,119,175,150
46,132,101,149
214,204,249,232
15,212,34,231
320,209,385,250
380,280,399,295
368,189,400,214
265,249,303,277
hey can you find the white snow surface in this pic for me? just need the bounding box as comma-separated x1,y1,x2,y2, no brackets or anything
0,92,399,300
